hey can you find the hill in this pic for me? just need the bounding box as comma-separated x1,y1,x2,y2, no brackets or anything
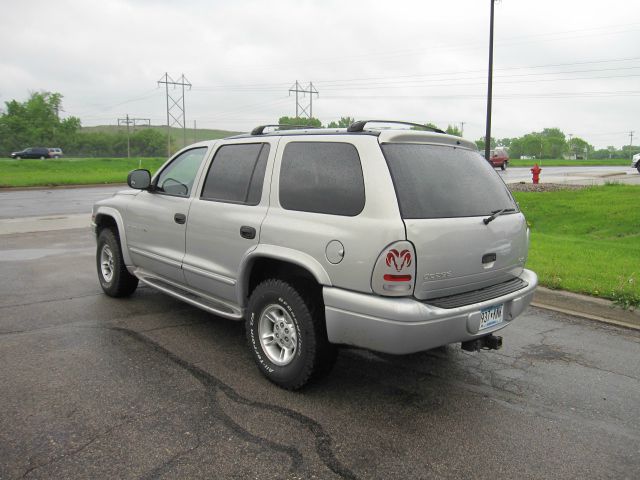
81,125,242,150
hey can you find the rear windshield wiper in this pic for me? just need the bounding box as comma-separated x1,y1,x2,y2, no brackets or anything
483,208,516,225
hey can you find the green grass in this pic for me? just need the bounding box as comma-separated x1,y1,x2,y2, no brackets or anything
509,158,629,167
513,184,640,307
0,158,166,187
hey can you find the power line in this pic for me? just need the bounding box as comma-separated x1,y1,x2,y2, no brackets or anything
117,114,151,161
288,81,319,118
158,73,192,155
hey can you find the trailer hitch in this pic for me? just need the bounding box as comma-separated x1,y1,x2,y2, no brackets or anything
461,334,503,352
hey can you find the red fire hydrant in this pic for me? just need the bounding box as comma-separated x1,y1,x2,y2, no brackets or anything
531,163,542,184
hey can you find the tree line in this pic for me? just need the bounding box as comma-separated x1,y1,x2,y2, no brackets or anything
0,91,166,157
2,92,635,159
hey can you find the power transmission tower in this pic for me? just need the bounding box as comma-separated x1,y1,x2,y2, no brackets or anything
157,73,192,155
288,81,319,119
118,114,151,164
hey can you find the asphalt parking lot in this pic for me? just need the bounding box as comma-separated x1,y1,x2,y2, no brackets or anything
1,188,639,479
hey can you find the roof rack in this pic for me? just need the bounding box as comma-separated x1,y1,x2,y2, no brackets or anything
250,124,321,135
346,120,446,134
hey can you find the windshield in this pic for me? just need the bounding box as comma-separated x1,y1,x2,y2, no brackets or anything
382,143,517,219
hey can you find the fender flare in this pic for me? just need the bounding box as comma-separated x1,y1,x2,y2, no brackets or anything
93,206,133,265
237,244,332,307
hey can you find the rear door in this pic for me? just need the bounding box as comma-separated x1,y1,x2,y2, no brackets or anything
381,143,528,300
183,140,275,303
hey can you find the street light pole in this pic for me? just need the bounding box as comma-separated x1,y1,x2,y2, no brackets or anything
484,0,496,162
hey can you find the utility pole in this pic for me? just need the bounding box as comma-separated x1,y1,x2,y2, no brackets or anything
460,121,465,136
484,0,497,162
157,73,192,156
568,133,573,158
194,120,197,145
288,81,319,120
118,115,151,161
630,131,635,156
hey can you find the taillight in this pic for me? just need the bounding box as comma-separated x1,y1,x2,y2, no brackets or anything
371,241,416,296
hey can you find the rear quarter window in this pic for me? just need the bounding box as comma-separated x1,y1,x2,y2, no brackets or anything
279,142,365,216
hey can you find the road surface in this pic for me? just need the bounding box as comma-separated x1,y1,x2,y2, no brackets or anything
0,191,639,479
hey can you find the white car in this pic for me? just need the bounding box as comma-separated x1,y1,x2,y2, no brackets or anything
632,153,640,173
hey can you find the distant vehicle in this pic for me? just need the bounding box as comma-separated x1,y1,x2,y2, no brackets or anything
10,147,50,159
48,148,63,158
632,153,640,173
488,149,509,170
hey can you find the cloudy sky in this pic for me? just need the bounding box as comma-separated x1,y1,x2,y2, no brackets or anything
2,0,639,148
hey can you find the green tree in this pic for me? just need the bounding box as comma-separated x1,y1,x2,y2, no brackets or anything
445,124,462,136
327,116,355,128
277,116,322,128
0,91,80,154
475,137,496,151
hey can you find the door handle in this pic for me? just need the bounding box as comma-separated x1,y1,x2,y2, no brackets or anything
240,226,256,239
174,213,187,224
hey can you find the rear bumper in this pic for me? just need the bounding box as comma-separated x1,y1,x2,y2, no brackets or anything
323,269,537,354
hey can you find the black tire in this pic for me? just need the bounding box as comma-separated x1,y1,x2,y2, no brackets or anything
500,162,507,171
637,165,640,174
16,156,21,160
39,156,45,159
246,279,336,390
96,228,138,297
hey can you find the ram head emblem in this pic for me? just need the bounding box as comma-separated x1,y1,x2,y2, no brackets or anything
385,249,412,272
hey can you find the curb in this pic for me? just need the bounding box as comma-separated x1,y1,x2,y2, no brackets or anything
532,287,640,331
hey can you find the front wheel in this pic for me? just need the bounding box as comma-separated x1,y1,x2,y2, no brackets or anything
501,162,507,171
16,156,21,160
246,279,336,389
96,228,138,297
39,156,45,159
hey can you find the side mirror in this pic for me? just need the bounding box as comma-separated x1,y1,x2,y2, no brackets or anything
127,169,151,190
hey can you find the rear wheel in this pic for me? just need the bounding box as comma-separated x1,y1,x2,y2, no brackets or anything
246,279,336,389
96,228,138,297
39,155,45,159
500,162,507,170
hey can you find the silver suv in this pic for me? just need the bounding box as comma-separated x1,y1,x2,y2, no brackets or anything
92,120,537,389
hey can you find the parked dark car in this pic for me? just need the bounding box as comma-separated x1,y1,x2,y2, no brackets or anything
10,147,51,159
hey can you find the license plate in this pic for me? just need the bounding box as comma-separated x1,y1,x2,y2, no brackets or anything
479,304,504,330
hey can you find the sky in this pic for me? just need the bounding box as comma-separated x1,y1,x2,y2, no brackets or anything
1,0,639,149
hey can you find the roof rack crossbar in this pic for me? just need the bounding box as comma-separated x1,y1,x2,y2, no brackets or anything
250,124,322,135
346,120,446,134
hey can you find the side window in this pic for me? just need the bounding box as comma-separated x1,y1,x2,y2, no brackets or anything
201,143,270,205
156,147,207,197
279,142,365,216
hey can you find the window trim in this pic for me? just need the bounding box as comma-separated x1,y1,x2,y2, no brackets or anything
278,141,366,217
152,146,209,198
199,142,270,206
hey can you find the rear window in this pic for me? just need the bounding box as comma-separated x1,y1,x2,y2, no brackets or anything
382,144,517,219
279,142,365,216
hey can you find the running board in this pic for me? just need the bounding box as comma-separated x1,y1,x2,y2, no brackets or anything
134,270,243,320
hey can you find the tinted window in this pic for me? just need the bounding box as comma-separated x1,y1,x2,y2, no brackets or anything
279,142,365,216
156,147,207,197
382,144,517,219
201,143,270,205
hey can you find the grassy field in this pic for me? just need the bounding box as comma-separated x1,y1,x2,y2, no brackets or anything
509,158,630,167
513,184,640,307
0,158,166,187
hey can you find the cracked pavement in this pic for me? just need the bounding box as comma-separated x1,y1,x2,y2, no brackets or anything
1,226,640,479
